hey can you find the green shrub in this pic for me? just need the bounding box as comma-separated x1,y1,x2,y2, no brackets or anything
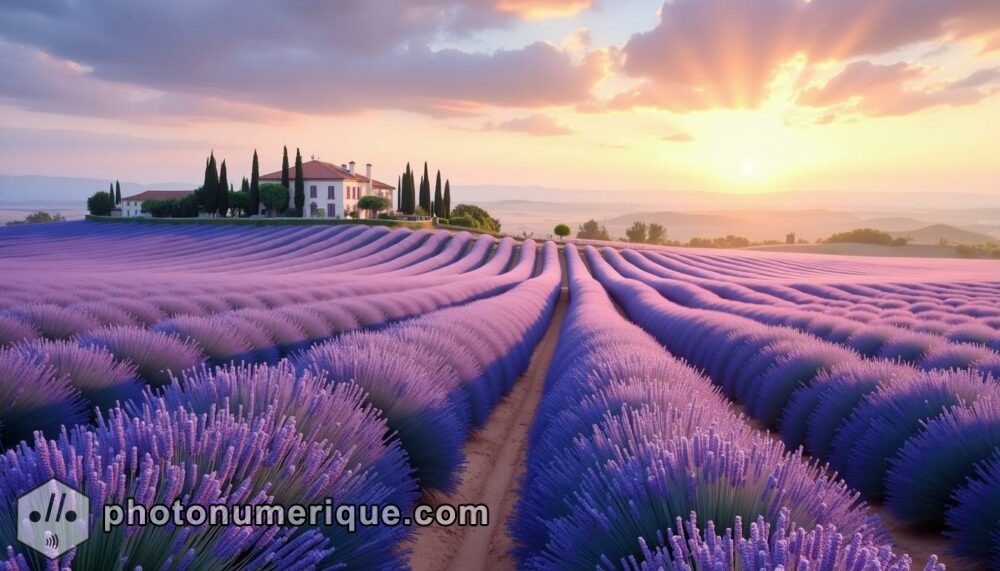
451,204,500,233
87,191,114,216
825,228,907,246
449,215,477,229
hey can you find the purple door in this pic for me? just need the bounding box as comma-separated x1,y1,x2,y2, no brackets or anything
327,204,336,217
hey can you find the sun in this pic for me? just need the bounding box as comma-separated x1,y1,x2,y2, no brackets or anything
740,159,760,179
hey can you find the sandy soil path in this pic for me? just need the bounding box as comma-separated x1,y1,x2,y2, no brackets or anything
408,288,568,571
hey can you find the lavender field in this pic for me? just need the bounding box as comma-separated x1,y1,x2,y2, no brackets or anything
1,221,998,570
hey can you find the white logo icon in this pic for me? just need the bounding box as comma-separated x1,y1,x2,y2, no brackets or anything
17,479,90,559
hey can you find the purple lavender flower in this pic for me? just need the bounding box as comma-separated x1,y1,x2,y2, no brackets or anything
885,397,1000,528
12,339,141,413
78,326,205,388
0,348,89,447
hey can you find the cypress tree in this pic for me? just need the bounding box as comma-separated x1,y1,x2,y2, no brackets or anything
218,160,230,217
281,145,290,194
294,148,305,216
204,153,219,216
109,183,114,200
241,177,250,194
249,149,260,217
396,176,401,212
433,170,443,217
418,162,431,215
402,163,413,215
444,180,451,218
115,180,122,205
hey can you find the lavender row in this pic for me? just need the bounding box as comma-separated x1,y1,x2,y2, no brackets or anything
292,241,561,492
605,248,1000,375
1,362,415,569
0,246,538,449
636,250,1000,328
588,246,1000,565
512,245,934,570
0,231,521,342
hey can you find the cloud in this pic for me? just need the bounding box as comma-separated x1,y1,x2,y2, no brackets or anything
495,0,593,20
799,60,1000,117
662,132,695,143
0,1,608,120
483,114,574,135
610,0,1000,112
0,44,289,123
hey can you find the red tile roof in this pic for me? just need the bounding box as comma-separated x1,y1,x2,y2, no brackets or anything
121,190,194,202
260,160,394,189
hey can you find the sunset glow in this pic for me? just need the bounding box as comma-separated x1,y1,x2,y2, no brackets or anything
0,0,997,194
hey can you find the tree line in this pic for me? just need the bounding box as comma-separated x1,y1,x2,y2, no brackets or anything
397,162,451,218
88,148,452,220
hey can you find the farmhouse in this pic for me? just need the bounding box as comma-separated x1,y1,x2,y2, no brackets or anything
119,190,195,217
259,160,395,218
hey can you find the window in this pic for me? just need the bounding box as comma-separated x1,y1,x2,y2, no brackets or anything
310,202,318,216
328,186,335,200
310,185,317,198
327,203,336,217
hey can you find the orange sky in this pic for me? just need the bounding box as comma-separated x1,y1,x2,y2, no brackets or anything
0,0,997,194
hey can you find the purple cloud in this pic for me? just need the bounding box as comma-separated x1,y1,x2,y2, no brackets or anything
483,114,574,135
0,1,607,120
612,0,1000,113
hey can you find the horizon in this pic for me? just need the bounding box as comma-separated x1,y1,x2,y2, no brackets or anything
1,1,999,196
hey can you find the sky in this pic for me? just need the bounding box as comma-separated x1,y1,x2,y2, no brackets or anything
0,0,998,195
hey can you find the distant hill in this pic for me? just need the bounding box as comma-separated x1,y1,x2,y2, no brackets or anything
890,224,997,245
0,175,195,202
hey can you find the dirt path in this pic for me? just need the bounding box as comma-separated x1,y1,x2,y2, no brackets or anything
408,288,568,571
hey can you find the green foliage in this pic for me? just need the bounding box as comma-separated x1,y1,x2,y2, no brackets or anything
955,243,1000,259
448,215,477,229
87,191,115,216
139,194,199,218
218,159,230,217
250,149,260,216
433,171,444,217
27,211,65,223
577,219,610,241
259,183,289,217
141,199,175,218
228,191,251,217
450,204,500,233
293,148,305,216
281,145,290,191
825,228,909,246
687,235,752,248
647,223,667,245
8,211,66,225
624,221,648,243
201,153,220,215
443,180,451,218
358,195,390,218
400,163,416,215
419,162,431,214
114,181,121,205
554,224,571,239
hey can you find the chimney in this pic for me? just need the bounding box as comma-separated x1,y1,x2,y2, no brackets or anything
349,161,355,175
366,163,372,182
